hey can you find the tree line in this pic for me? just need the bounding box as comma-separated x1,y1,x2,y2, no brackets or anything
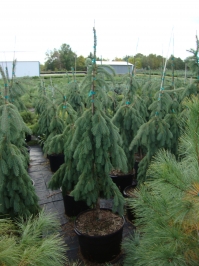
42,43,186,72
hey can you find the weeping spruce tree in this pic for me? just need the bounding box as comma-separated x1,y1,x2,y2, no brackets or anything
112,67,147,172
123,95,199,266
67,28,128,215
129,53,183,183
42,88,77,156
0,64,39,218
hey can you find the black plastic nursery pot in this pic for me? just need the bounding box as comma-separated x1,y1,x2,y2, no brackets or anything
25,144,31,154
134,161,139,179
62,192,89,217
25,134,32,142
123,184,137,222
110,173,134,193
74,208,125,263
48,154,65,172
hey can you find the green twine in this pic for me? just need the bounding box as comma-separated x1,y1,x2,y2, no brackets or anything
172,109,175,113
160,87,164,91
91,99,94,103
5,95,9,99
155,111,159,116
5,84,8,87
126,101,130,105
63,96,66,100
63,105,67,109
89,91,96,97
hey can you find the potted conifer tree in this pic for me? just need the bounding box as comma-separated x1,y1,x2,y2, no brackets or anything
48,124,90,217
37,82,77,172
47,28,128,262
46,77,87,215
129,52,183,184
123,95,199,265
111,69,147,192
67,28,128,263
0,63,39,218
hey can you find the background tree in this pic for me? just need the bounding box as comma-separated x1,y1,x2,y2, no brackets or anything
76,55,86,71
45,49,61,71
59,43,76,70
167,55,185,70
44,44,76,71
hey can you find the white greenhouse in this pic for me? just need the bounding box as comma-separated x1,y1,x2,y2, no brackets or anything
0,61,40,78
96,61,134,75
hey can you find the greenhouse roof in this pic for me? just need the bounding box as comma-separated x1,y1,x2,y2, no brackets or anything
96,61,133,66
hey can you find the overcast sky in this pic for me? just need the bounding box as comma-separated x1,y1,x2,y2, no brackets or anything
0,0,198,64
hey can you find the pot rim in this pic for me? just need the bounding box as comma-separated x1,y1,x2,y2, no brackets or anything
74,208,125,238
123,184,137,197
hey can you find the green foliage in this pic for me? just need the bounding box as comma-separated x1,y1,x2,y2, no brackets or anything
70,108,127,214
48,125,79,193
41,96,77,155
186,36,199,78
112,105,145,171
0,210,68,266
0,137,39,217
0,103,31,146
0,60,27,111
64,79,85,115
123,96,199,266
80,60,115,109
148,90,174,118
0,81,39,217
20,110,37,127
130,116,173,183
167,55,185,70
44,43,77,71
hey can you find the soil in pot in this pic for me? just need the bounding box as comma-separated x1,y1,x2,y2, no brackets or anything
123,184,137,222
48,154,65,172
62,191,89,217
74,208,125,263
110,170,135,193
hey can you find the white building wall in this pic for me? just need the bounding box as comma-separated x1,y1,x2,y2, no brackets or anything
0,61,40,77
96,61,133,75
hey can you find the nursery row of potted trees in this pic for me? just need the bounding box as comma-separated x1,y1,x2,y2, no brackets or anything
33,31,199,263
0,32,198,265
